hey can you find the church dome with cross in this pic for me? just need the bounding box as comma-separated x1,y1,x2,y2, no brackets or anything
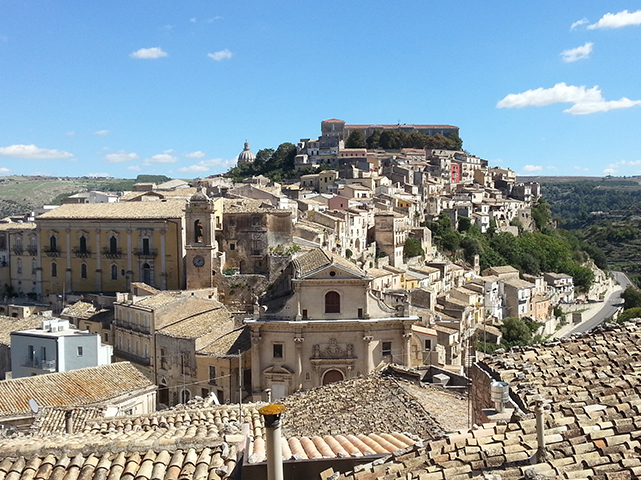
237,140,256,164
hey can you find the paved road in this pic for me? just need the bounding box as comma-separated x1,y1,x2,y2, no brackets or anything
563,271,631,336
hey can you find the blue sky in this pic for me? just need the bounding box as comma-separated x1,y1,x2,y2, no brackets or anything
1,1,641,179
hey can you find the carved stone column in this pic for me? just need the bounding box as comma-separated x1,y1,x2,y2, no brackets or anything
65,228,72,292
251,332,262,397
403,331,413,367
95,228,102,292
363,335,374,373
160,228,167,289
294,336,304,391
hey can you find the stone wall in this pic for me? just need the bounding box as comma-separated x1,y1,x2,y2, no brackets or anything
469,362,497,425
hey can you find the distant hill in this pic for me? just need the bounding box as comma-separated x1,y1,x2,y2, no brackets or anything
0,176,139,218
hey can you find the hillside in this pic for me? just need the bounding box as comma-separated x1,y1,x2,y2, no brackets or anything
0,176,141,218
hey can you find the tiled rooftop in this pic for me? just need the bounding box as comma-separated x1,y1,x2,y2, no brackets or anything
293,248,366,278
337,320,641,479
0,315,45,346
159,305,232,339
279,372,445,440
0,362,153,417
36,200,186,220
197,326,251,357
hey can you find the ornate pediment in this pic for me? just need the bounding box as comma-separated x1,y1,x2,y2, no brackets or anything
312,338,354,359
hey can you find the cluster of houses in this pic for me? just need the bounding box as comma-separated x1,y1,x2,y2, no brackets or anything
0,119,585,414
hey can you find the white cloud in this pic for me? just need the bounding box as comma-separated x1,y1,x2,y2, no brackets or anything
0,144,74,160
65,131,76,137
573,166,590,172
130,47,168,59
602,160,641,175
564,97,641,115
588,10,641,29
127,165,142,171
497,83,602,108
207,49,233,61
94,129,110,136
104,151,139,163
560,42,594,62
189,17,197,23
185,151,206,158
570,18,589,30
0,167,11,174
522,165,543,172
144,153,178,165
177,158,235,173
497,82,641,115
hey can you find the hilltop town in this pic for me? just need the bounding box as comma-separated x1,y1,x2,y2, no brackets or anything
0,119,635,480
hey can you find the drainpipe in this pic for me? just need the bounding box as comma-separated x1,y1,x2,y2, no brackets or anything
259,404,286,480
534,399,548,462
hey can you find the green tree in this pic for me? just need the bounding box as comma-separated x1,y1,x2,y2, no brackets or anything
403,237,424,258
616,307,641,323
621,286,641,310
345,130,366,148
500,317,532,348
531,198,552,231
366,130,381,149
458,216,472,232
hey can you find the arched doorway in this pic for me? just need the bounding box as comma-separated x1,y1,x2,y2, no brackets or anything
181,388,191,404
322,369,344,385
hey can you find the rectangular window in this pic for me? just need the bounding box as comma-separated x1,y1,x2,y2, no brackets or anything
201,388,210,398
273,343,284,359
382,341,392,357
209,366,217,385
77,346,83,356
302,309,308,319
230,243,235,251
424,339,432,351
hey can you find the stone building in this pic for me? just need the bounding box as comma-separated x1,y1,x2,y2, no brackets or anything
246,248,418,400
220,199,294,275
35,201,186,295
113,287,221,381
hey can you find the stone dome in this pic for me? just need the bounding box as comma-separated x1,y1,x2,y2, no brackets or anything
190,189,209,202
237,141,256,164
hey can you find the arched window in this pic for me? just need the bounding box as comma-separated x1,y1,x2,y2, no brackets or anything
111,264,118,280
49,235,56,251
325,291,341,313
31,260,36,274
15,236,22,249
81,263,88,279
194,220,204,243
16,259,22,274
79,235,87,253
29,236,37,249
51,262,57,277
109,236,118,254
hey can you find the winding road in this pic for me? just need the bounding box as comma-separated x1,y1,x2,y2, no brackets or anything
562,271,631,337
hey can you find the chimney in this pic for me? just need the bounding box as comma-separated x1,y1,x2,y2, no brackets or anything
534,399,548,462
259,404,286,480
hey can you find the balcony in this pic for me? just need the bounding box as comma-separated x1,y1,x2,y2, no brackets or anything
12,247,23,255
102,248,123,259
72,248,91,258
23,358,57,371
26,248,38,256
133,248,157,258
114,320,150,335
43,247,60,257
114,348,151,366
